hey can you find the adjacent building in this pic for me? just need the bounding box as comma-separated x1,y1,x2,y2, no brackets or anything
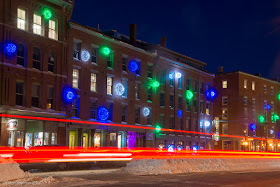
213,68,280,152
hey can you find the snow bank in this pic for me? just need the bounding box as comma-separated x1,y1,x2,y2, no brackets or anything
123,158,280,175
0,161,30,182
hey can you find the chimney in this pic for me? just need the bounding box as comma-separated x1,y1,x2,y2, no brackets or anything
130,24,137,45
160,37,167,48
218,66,223,73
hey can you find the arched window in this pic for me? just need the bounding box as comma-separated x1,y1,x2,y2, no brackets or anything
33,47,41,70
17,44,25,66
48,51,55,73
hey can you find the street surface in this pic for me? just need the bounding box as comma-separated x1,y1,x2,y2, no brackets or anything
22,168,280,186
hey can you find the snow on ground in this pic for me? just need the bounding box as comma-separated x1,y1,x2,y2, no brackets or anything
123,158,280,175
0,161,30,182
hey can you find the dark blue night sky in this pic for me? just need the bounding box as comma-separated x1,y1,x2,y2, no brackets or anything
71,0,280,78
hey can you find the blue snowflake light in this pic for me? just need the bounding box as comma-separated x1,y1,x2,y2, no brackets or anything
81,51,90,62
143,107,150,117
266,104,271,110
62,87,76,104
169,72,174,79
129,61,138,72
204,120,211,127
206,88,217,100
97,107,109,121
177,110,182,117
5,43,17,54
250,123,256,131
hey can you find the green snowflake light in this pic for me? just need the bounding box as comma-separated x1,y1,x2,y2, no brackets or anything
186,90,194,100
43,9,52,19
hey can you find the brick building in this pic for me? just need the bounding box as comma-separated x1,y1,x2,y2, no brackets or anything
214,68,280,152
0,0,74,147
0,0,215,150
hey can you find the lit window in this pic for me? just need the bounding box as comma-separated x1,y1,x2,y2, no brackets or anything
222,123,228,135
33,14,42,35
244,79,247,89
169,76,174,87
48,20,57,40
222,96,228,105
90,73,97,92
107,77,113,95
222,108,228,118
252,81,255,91
47,86,54,109
264,85,267,94
73,42,81,59
206,102,210,115
222,80,227,88
72,69,79,89
122,56,128,71
17,8,26,30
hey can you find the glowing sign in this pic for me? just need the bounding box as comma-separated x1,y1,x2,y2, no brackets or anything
6,119,18,130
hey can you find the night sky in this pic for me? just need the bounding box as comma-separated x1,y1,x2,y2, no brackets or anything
71,0,280,78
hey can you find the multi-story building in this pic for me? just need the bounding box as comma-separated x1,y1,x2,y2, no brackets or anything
0,0,214,150
0,0,74,147
214,67,280,152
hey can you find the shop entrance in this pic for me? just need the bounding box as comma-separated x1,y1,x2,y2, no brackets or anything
25,120,43,147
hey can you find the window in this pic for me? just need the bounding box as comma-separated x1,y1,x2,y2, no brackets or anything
206,102,210,115
193,100,197,112
222,123,228,135
121,105,127,122
271,86,274,95
244,79,247,89
135,106,140,124
178,96,183,110
252,98,255,108
91,47,98,64
107,77,113,95
73,42,81,59
160,93,165,107
244,107,248,118
47,86,54,109
147,87,152,102
264,85,267,94
222,80,227,89
31,84,40,108
200,83,204,94
72,98,79,118
169,95,174,108
33,14,42,35
16,81,24,106
48,20,57,40
147,109,152,125
187,79,191,90
186,100,191,111
135,83,140,100
48,51,55,73
17,8,26,30
264,100,267,109
178,77,182,89
222,108,228,118
169,76,174,87
90,73,97,92
222,96,228,105
122,79,128,98
73,69,80,89
90,100,97,119
194,81,198,92
169,116,174,129
33,47,41,70
243,96,247,105
160,114,165,128
252,81,255,91
160,71,165,84
148,64,153,78
107,53,114,68
200,101,203,113
122,56,128,71
179,118,183,130
17,44,25,66
271,101,274,111
135,61,141,76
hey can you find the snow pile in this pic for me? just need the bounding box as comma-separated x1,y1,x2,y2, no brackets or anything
123,158,280,175
0,161,30,182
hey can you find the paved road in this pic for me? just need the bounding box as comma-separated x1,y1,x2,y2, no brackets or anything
28,169,280,187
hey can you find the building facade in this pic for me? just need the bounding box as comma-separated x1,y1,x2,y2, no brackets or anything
214,68,280,152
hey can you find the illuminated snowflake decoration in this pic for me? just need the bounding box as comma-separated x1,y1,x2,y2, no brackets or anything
97,107,109,121
204,120,211,127
177,110,182,117
115,83,125,96
81,51,90,62
129,61,138,72
143,107,150,117
175,72,182,79
66,91,74,100
5,43,17,54
270,130,274,135
169,72,174,79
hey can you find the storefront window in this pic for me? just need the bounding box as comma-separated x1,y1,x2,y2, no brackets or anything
44,132,50,145
34,132,43,146
51,133,57,144
25,133,32,147
94,133,100,147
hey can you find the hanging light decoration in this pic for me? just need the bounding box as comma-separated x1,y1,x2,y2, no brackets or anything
177,110,182,117
97,107,109,121
143,107,150,117
115,83,125,96
206,88,217,100
62,87,76,104
152,81,160,88
129,61,138,72
250,123,256,130
155,125,161,132
175,72,182,79
169,72,174,79
43,8,52,19
81,51,90,62
204,120,211,127
186,90,194,100
100,46,111,56
259,115,265,123
5,42,17,54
